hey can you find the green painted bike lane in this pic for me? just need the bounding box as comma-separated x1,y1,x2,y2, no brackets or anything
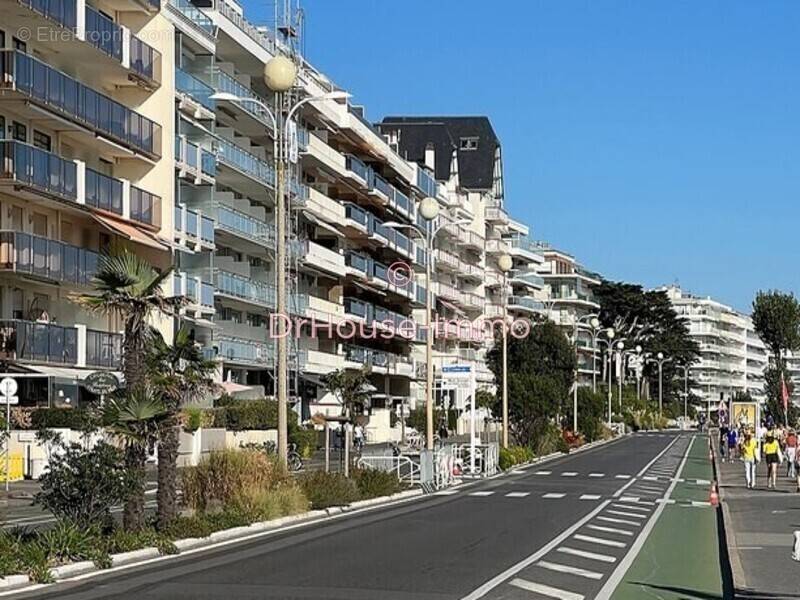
611,435,730,600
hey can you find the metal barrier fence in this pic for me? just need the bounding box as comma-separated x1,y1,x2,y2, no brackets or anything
448,443,499,478
356,455,421,486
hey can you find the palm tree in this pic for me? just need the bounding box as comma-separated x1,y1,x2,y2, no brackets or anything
73,250,183,389
148,328,218,528
103,388,168,531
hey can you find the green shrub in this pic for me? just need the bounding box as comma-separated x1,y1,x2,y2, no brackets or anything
297,471,359,509
230,484,309,521
36,521,107,566
0,531,22,577
289,425,318,458
27,408,98,431
104,528,177,556
163,516,216,540
499,445,534,470
182,449,289,512
351,467,403,499
18,542,53,583
181,407,214,432
35,441,138,529
533,422,564,456
213,399,278,430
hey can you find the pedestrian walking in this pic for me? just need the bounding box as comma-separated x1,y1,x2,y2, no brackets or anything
727,428,739,461
763,434,782,489
786,429,797,478
740,431,758,489
353,424,365,452
720,424,729,462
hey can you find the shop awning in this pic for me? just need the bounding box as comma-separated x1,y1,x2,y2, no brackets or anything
20,365,124,382
92,214,167,251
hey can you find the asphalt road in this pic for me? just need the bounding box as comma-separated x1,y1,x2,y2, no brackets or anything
8,431,694,600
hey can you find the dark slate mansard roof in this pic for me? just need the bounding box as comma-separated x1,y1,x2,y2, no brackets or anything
378,116,500,191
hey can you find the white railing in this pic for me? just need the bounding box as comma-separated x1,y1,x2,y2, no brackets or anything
449,443,499,478
357,455,421,486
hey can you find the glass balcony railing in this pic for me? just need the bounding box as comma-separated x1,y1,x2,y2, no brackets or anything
417,167,437,198
345,154,369,182
85,5,123,61
201,149,216,177
509,236,543,257
513,271,545,288
391,187,411,214
343,297,369,319
85,167,123,215
0,141,77,201
217,205,274,245
130,37,159,83
0,50,161,157
175,68,216,111
214,70,273,126
369,171,391,197
185,209,198,237
0,231,99,286
216,138,275,187
216,0,277,54
19,0,77,28
201,215,214,243
168,0,213,35
130,185,161,227
345,251,369,274
0,320,78,365
85,328,122,368
508,296,544,311
297,126,309,150
200,281,214,307
215,270,275,307
344,203,368,228
218,336,271,365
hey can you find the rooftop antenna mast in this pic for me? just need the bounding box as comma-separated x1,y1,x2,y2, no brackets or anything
274,0,303,57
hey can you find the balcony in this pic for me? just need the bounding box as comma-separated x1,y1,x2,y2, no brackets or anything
167,0,214,39
0,320,77,365
344,154,369,183
343,203,369,231
215,270,275,308
0,141,77,202
485,238,509,255
130,185,161,228
15,0,160,87
173,272,214,312
175,136,216,184
174,205,214,248
214,70,274,131
343,344,414,376
0,50,161,159
416,167,437,198
215,138,275,193
85,328,123,368
512,270,545,289
0,231,98,287
175,68,216,115
508,236,544,262
85,168,123,216
345,251,369,277
486,206,509,224
217,336,272,367
508,296,544,313
435,249,460,272
290,240,346,277
216,205,274,248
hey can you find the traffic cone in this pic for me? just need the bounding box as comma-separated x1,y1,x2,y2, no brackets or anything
709,482,719,507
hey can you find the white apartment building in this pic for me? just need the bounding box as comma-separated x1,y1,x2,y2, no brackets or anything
664,285,768,404
0,0,174,405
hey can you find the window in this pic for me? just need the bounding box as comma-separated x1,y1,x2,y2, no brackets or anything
33,130,51,152
12,37,26,52
0,116,4,140
459,137,479,151
9,206,22,230
12,122,26,143
32,213,47,236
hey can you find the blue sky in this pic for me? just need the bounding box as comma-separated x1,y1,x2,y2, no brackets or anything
248,1,800,312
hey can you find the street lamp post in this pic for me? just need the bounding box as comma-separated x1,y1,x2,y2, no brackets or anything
675,364,690,423
647,352,673,417
383,212,472,450
615,341,625,415
210,61,350,465
596,328,616,426
570,314,600,434
497,254,513,448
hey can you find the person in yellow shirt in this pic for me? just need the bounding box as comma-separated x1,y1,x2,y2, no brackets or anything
740,431,758,489
763,435,782,489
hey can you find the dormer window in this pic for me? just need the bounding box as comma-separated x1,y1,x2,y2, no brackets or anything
459,137,479,151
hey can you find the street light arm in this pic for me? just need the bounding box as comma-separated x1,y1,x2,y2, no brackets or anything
285,91,350,134
433,218,471,239
210,94,277,129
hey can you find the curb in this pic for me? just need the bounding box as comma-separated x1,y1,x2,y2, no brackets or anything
499,430,631,474
0,489,424,595
711,429,747,592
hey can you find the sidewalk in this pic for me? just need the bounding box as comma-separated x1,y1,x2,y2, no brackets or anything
611,434,731,600
718,441,800,599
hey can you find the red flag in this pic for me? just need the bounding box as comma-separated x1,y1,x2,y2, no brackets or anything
781,372,790,413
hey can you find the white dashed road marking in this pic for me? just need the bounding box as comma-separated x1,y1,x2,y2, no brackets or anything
573,534,627,548
535,470,552,476
615,474,631,479
536,560,603,580
607,510,646,519
557,547,617,563
597,515,641,527
505,492,530,498
562,472,578,477
580,494,602,500
509,578,584,600
543,493,566,499
468,491,494,497
587,524,634,536
589,473,605,478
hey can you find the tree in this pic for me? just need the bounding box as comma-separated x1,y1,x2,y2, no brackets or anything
563,388,607,442
102,388,168,531
486,320,576,447
594,282,699,413
322,368,373,420
34,439,137,529
752,290,800,425
148,328,218,529
73,250,182,390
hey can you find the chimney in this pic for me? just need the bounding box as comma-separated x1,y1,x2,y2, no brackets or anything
424,143,435,172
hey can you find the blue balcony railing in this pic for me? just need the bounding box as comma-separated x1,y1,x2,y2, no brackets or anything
216,138,275,187
217,337,271,365
85,167,123,215
417,167,437,198
201,215,214,243
0,141,77,201
85,328,122,368
85,5,123,61
130,185,161,227
214,70,273,126
0,50,161,157
217,205,274,245
175,68,216,111
215,271,275,307
19,0,77,28
344,203,368,227
130,37,159,83
201,149,216,177
345,154,369,182
0,231,99,287
345,251,369,275
168,0,213,35
0,319,79,365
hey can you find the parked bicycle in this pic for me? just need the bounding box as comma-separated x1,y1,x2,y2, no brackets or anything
287,442,304,472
